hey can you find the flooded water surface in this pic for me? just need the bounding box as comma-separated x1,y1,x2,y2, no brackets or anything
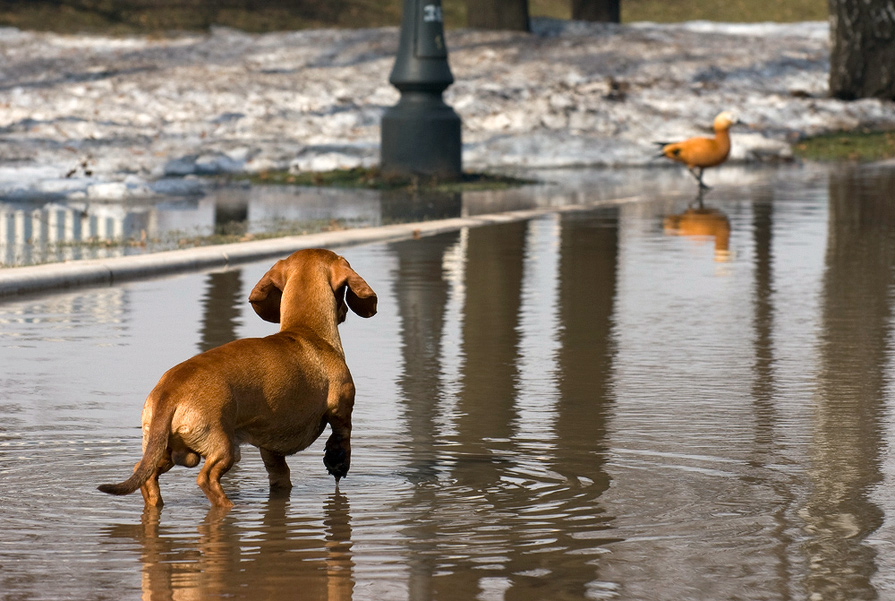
2,163,895,600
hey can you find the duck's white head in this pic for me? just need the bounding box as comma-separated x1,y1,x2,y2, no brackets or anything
713,111,740,130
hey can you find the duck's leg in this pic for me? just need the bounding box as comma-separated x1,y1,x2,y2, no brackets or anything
694,186,707,209
688,166,710,190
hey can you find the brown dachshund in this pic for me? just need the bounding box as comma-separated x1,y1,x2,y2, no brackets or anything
98,248,377,508
657,111,741,189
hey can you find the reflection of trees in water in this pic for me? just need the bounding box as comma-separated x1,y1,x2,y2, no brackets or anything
802,167,895,600
390,211,620,600
749,190,775,436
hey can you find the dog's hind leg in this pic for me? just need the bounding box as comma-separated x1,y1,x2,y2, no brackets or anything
196,439,238,508
260,448,292,490
140,455,174,507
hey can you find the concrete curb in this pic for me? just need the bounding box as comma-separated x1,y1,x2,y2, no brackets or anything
0,205,575,298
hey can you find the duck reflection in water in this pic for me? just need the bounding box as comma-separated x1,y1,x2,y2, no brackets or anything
105,491,354,600
663,196,732,262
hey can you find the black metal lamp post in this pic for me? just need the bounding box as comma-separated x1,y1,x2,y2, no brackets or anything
380,0,462,179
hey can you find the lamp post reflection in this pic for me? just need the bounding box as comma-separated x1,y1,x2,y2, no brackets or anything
198,269,243,353
390,229,462,600
386,210,620,599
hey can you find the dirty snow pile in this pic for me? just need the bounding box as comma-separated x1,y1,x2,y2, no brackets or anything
0,18,892,200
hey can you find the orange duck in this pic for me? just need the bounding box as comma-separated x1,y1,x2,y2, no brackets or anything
657,111,741,190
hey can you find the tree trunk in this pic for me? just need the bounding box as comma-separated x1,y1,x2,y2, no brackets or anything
466,0,529,31
572,0,620,23
828,0,895,100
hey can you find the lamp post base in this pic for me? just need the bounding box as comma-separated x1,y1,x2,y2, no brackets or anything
380,91,462,180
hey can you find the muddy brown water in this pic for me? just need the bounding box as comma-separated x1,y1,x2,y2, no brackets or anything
2,163,895,600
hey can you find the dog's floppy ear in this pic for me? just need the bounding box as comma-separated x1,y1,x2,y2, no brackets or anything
331,257,377,318
249,260,287,323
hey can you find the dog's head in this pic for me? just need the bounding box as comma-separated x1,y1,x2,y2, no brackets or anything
248,248,377,325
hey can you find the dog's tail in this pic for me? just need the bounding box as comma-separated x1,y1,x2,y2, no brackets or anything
98,399,175,496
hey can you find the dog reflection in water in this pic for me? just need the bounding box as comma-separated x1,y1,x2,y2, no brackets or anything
98,248,378,508
104,492,354,599
663,207,732,262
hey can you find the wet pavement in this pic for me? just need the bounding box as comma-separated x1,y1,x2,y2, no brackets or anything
0,167,731,268
2,162,895,600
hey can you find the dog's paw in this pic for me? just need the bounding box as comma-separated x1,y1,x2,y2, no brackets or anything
323,446,350,481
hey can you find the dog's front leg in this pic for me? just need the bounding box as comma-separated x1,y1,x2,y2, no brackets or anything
324,425,351,482
324,384,354,482
260,448,292,490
